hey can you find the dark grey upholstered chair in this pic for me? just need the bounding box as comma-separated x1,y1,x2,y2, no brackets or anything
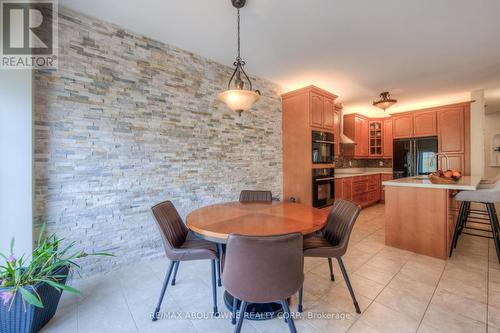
239,190,273,202
223,233,304,333
450,179,500,260
150,201,219,320
298,199,362,314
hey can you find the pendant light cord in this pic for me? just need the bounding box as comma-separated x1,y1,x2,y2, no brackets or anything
237,8,241,60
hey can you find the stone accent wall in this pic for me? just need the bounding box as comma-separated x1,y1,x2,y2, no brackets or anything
33,8,282,276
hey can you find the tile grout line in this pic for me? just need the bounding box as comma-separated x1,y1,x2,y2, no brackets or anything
415,256,447,332
351,249,416,332
117,277,140,333
344,210,394,332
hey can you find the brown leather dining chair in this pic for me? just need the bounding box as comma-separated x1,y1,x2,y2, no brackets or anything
239,190,272,202
223,233,304,333
298,199,362,314
150,201,219,320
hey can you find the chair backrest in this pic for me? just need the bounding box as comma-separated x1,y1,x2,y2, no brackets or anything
222,233,303,303
239,190,273,202
323,199,361,255
151,201,189,259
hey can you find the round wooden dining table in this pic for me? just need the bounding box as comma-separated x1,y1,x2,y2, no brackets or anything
186,201,327,320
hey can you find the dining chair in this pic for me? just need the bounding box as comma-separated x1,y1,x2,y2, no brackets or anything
150,201,219,321
298,199,362,314
239,190,272,202
223,233,304,333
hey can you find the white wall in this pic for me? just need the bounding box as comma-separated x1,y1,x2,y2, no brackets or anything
0,70,33,257
484,112,500,179
470,90,485,177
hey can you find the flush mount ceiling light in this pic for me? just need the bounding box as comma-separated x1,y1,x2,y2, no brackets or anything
218,0,261,116
373,92,398,111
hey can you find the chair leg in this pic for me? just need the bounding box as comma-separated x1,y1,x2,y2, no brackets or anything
152,260,176,321
211,259,219,315
216,243,223,287
337,257,361,314
450,202,466,257
487,203,500,262
281,299,297,333
457,202,471,241
328,258,335,281
171,261,180,286
234,301,247,333
232,296,238,325
297,286,303,313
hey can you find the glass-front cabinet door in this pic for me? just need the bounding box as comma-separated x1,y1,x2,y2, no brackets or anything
369,121,383,157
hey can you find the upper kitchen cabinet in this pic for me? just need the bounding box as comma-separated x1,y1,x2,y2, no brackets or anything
414,110,437,137
392,113,414,138
343,113,369,158
437,105,465,153
383,118,393,157
323,98,335,130
369,120,383,157
310,92,324,127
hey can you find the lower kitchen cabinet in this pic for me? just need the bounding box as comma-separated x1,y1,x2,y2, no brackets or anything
335,174,382,208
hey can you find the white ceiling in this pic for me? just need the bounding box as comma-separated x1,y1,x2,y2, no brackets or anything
60,0,500,116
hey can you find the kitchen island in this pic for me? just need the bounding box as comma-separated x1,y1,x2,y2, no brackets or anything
382,175,481,259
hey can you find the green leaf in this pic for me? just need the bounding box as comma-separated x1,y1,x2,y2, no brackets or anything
9,238,15,255
19,287,44,308
43,280,80,295
37,223,46,246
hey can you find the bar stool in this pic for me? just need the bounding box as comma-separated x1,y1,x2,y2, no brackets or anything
449,179,500,261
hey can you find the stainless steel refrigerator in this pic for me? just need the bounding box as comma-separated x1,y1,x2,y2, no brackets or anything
393,137,438,179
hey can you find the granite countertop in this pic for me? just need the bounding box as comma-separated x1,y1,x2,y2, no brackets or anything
335,168,393,179
382,175,482,191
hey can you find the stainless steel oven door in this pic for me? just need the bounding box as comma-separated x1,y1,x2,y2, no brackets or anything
313,177,335,208
312,141,334,164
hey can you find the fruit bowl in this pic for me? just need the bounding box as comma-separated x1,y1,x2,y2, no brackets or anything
428,170,462,184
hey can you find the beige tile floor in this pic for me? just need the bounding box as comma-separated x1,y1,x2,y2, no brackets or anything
41,204,500,333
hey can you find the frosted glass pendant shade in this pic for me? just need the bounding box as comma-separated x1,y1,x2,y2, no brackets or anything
218,89,261,115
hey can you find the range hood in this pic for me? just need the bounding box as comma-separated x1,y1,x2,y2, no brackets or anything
338,107,356,145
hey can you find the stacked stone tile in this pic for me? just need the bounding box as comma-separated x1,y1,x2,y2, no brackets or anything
33,8,282,276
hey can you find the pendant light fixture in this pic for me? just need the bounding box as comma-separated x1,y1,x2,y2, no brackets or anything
218,0,261,116
373,92,397,111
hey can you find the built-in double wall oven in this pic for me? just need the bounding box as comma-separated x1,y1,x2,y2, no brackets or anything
312,131,335,164
312,168,335,208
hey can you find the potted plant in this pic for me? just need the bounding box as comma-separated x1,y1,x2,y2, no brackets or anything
0,225,112,333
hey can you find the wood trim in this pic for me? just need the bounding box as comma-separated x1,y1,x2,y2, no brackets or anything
388,101,474,116
281,85,338,100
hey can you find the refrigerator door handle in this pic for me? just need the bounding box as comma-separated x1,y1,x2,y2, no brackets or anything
409,140,413,177
415,140,419,176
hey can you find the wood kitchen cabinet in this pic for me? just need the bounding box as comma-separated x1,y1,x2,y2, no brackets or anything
369,120,383,157
438,106,464,154
281,86,338,206
414,111,437,137
342,178,352,201
438,154,465,173
392,113,414,139
323,98,335,130
390,102,470,175
310,93,324,127
343,114,369,158
337,174,380,208
380,174,393,202
383,118,393,157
